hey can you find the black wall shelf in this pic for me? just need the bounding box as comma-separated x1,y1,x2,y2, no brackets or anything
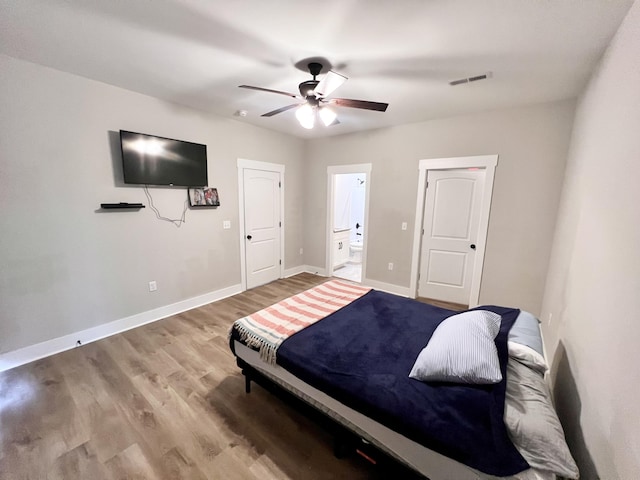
100,203,145,210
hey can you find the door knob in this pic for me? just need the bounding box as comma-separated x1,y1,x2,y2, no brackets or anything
470,244,476,250
246,235,252,240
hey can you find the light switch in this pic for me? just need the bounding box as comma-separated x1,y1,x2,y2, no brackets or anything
401,222,408,231
223,220,231,229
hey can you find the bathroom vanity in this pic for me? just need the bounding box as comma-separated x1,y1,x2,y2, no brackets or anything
333,229,351,268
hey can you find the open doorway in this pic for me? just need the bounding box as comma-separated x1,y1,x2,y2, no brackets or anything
326,164,371,284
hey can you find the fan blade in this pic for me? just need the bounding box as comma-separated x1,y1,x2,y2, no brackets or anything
239,85,300,98
330,98,388,112
314,70,348,97
261,103,301,117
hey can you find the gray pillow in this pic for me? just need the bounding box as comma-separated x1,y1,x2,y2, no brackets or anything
509,311,544,357
504,360,579,478
409,310,503,384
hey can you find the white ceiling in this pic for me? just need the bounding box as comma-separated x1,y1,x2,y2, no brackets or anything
0,0,633,139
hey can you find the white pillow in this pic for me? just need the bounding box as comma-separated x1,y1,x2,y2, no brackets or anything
508,341,548,375
409,310,503,384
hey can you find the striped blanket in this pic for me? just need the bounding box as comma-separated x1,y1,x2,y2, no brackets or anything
231,280,372,365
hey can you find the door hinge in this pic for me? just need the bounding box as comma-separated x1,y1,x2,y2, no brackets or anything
426,181,429,189
421,228,424,235
279,221,282,227
279,181,281,188
279,259,282,265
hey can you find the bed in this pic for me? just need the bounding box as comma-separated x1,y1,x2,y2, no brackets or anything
228,279,579,480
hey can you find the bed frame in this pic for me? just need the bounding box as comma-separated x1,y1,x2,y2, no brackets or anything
236,357,416,473
233,340,494,480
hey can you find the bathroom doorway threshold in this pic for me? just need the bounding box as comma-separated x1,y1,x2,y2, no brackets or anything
333,262,362,283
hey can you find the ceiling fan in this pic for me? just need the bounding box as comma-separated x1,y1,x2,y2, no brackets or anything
239,62,388,129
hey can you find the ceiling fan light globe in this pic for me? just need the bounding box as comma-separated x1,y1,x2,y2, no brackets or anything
315,70,348,97
319,107,337,126
296,104,315,129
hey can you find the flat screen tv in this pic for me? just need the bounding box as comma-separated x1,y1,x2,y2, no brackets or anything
120,130,208,187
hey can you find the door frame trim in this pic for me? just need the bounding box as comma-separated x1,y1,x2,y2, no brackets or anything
409,155,498,306
237,158,285,291
326,163,372,281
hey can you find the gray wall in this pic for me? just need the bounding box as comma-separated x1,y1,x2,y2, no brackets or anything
304,100,575,313
541,2,640,478
0,53,575,357
0,54,305,354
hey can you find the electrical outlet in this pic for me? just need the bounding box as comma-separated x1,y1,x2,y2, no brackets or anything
548,312,553,325
223,220,231,229
299,248,303,255
149,280,157,292
388,262,394,270
401,222,407,230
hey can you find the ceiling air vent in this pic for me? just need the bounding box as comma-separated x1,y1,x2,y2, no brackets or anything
449,72,493,86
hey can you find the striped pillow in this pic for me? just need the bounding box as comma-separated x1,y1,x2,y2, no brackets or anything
409,310,503,384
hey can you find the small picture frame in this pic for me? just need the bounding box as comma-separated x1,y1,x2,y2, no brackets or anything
188,187,220,207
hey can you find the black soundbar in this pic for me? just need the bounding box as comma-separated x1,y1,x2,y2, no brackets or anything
100,202,145,209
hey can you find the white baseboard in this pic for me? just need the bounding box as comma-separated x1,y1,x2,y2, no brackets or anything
362,278,411,297
283,264,306,278
284,265,328,278
284,264,330,278
303,265,328,276
0,283,242,373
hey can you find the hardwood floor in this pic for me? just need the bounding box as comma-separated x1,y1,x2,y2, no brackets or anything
416,297,467,311
0,273,422,480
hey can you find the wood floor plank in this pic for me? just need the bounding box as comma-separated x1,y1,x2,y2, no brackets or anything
416,296,468,311
160,446,209,480
161,338,215,379
80,343,178,464
103,443,160,480
120,328,183,378
0,273,423,479
1,358,84,478
100,334,156,379
53,346,141,464
47,442,111,480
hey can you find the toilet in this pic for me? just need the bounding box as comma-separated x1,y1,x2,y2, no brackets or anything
349,242,363,264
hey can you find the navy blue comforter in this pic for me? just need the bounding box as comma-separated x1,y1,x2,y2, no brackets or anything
276,290,529,476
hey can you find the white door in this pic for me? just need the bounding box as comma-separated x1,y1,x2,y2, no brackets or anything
418,169,485,304
243,169,281,289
